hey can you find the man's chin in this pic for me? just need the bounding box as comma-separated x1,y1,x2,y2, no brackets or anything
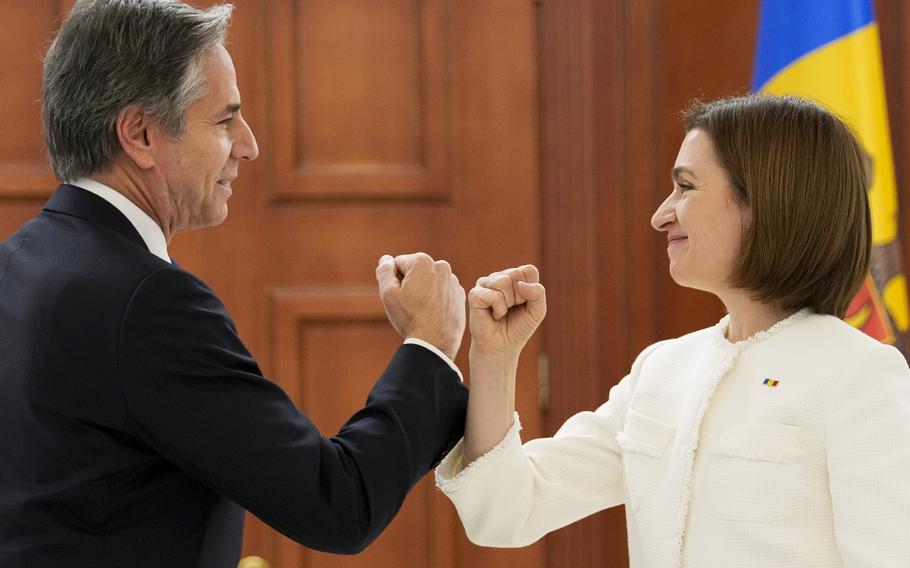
190,206,230,231
210,206,229,227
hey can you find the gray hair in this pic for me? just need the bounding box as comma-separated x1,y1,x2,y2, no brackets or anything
42,0,234,182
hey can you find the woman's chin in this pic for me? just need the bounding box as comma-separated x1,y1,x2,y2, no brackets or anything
667,263,686,285
667,267,704,292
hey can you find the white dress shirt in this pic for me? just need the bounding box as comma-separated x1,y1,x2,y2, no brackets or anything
71,178,170,263
68,178,462,378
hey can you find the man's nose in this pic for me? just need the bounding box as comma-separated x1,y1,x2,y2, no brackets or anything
235,118,259,161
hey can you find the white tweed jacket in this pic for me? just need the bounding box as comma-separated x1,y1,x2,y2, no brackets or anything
436,311,910,567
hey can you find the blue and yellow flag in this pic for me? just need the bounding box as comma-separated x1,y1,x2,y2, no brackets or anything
754,0,909,355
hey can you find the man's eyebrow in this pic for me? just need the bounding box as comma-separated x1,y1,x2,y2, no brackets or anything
222,103,241,115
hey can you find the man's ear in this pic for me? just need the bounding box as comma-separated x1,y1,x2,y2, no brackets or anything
115,105,157,170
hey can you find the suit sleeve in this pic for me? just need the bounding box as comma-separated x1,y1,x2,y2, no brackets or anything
117,268,467,554
434,341,666,547
826,344,910,567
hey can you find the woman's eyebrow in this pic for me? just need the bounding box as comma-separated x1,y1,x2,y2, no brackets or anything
672,166,698,181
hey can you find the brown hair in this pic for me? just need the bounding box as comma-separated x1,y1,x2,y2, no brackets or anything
684,94,870,317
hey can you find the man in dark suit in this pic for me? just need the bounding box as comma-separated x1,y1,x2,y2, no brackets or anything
0,1,468,566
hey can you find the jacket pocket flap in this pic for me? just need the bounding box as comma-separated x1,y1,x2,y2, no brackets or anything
616,408,676,458
712,424,804,464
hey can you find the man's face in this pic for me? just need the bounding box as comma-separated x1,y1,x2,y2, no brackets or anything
152,44,258,235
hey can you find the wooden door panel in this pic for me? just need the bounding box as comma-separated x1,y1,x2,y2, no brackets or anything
266,288,434,568
266,0,450,199
232,1,544,566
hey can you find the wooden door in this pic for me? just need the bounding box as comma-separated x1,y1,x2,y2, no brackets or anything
0,1,545,567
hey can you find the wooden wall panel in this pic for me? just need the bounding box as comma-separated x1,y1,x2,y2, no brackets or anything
0,0,64,198
266,0,450,200
537,1,621,566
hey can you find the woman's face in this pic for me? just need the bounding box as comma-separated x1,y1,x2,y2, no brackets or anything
651,128,751,295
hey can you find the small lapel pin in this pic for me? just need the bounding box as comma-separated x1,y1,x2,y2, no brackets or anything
762,378,780,387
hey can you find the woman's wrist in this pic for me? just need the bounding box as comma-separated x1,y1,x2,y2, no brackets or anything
469,346,520,371
464,347,519,463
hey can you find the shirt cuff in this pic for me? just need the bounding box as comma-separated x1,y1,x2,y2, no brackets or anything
404,338,463,382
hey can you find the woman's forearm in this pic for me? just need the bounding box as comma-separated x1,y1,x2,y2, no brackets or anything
464,351,519,464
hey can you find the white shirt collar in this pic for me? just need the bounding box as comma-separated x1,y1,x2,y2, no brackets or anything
69,178,171,263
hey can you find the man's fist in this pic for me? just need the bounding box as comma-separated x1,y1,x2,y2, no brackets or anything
376,252,466,360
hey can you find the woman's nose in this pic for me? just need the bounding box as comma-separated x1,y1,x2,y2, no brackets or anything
651,195,677,231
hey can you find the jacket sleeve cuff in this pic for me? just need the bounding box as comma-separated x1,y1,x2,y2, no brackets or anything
404,338,463,382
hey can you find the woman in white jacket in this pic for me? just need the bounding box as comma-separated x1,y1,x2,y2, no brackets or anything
436,94,910,567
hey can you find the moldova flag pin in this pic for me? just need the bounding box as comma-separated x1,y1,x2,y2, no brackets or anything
762,378,780,387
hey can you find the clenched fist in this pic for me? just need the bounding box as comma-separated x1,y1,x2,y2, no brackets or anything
468,265,546,362
376,252,466,360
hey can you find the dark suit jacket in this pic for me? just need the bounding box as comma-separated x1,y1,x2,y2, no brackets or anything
0,185,468,567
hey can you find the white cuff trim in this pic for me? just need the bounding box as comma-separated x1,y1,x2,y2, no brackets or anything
435,412,522,493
